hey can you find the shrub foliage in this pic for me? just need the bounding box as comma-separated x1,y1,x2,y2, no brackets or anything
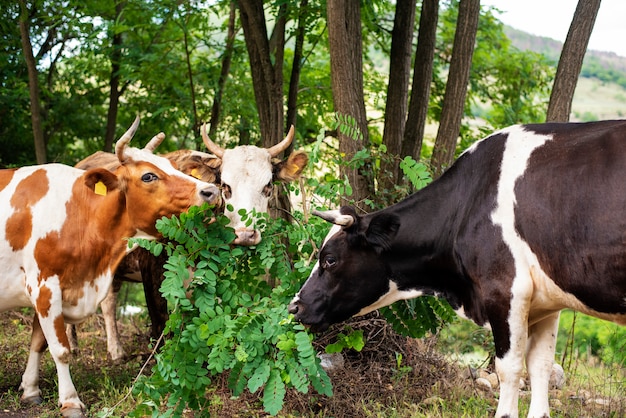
127,129,454,416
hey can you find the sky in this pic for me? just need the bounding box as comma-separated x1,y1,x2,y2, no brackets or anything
481,0,626,57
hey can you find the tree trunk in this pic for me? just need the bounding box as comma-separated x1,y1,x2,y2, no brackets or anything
208,1,237,139
104,1,124,153
238,0,284,148
379,0,416,194
430,0,480,178
401,0,439,164
546,0,601,122
327,0,373,209
285,0,308,156
183,21,199,132
18,0,47,164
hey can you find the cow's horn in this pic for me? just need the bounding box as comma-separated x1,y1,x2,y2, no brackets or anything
144,132,165,152
268,125,295,157
312,209,355,228
115,116,141,161
201,123,225,158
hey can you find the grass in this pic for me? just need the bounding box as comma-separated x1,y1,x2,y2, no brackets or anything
0,305,624,417
572,77,626,121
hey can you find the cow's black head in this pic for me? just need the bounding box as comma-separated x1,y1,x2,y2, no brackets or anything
288,206,401,332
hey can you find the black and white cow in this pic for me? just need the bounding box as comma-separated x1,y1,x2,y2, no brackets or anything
289,120,626,418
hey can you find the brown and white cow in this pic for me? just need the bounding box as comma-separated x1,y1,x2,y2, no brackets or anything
0,117,219,417
73,124,308,361
289,120,626,418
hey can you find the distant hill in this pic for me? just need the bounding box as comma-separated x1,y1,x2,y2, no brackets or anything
505,26,626,86
504,26,626,120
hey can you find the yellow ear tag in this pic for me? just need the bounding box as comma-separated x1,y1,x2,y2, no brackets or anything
94,181,107,196
190,168,201,179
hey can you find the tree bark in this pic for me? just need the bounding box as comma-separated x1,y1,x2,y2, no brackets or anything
18,0,47,164
401,0,439,164
285,0,308,156
327,0,373,209
546,0,601,122
379,0,416,193
430,0,480,178
238,0,285,148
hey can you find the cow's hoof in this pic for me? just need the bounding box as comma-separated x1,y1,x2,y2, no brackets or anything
61,407,86,418
21,394,43,405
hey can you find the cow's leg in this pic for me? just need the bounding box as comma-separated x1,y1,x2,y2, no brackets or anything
141,252,169,342
33,305,85,417
20,315,46,405
525,311,560,418
102,278,125,362
66,323,79,353
492,275,533,418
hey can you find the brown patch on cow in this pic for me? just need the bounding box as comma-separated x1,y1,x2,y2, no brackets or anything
10,168,49,207
36,285,52,318
5,169,49,251
5,209,33,251
0,168,17,192
54,314,71,353
34,174,128,305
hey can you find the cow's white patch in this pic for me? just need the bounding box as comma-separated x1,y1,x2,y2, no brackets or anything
63,270,114,322
461,125,516,156
356,280,423,317
491,125,553,314
220,146,274,232
490,125,556,418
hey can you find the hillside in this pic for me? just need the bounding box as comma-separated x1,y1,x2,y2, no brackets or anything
504,26,626,121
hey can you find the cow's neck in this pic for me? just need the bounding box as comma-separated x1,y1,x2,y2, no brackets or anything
377,171,481,320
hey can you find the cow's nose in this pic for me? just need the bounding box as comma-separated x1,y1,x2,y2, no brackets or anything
232,228,260,246
200,184,220,205
288,301,299,315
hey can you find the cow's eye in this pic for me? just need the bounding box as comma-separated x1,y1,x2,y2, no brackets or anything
323,256,336,269
222,183,232,199
141,173,158,183
262,182,273,197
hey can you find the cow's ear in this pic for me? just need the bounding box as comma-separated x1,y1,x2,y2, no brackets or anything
178,159,219,183
83,168,120,195
365,213,400,253
274,151,308,182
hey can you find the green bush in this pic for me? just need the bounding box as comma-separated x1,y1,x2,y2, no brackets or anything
557,310,625,367
130,205,334,416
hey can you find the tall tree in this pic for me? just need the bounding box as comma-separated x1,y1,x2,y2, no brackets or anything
430,0,480,178
285,0,308,142
400,0,439,165
18,0,46,164
546,0,601,122
238,0,286,148
327,0,373,208
379,0,416,193
103,0,124,153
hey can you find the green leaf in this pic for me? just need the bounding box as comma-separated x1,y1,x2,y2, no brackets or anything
247,361,271,393
262,368,286,416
